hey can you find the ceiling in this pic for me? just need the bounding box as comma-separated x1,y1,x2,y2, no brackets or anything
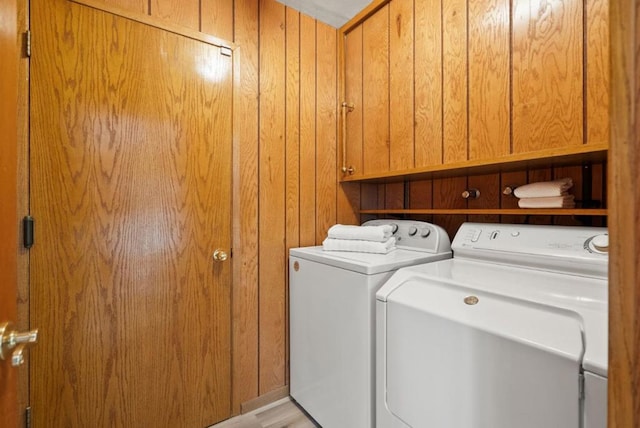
276,0,374,28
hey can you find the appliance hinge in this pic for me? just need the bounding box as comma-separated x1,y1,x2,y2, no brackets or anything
24,30,31,58
578,373,585,400
220,46,232,57
23,216,34,249
25,406,31,428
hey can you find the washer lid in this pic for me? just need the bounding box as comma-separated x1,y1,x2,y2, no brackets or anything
289,246,451,275
377,258,608,376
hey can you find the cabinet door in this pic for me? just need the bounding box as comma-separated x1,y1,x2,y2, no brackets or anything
512,0,584,153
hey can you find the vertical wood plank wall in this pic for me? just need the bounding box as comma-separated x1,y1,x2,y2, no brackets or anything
342,0,609,239
92,0,343,413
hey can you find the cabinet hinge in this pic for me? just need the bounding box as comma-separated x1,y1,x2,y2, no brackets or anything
220,46,232,57
24,30,31,58
23,216,34,249
25,406,31,428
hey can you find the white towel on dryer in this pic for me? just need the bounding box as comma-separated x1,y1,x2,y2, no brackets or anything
322,237,397,254
327,224,393,242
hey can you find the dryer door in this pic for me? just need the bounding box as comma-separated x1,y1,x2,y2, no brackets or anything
382,279,584,428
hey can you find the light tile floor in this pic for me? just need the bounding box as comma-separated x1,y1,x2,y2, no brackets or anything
210,398,319,428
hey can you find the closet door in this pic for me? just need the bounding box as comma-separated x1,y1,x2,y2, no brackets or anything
29,0,233,426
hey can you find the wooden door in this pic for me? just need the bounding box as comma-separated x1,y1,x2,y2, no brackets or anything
0,0,19,425
29,1,233,426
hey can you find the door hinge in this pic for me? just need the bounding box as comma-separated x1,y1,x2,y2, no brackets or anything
24,30,31,58
220,46,232,57
23,216,34,249
25,406,31,428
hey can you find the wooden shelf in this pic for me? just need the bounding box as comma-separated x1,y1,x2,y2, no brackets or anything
360,209,608,216
340,144,608,183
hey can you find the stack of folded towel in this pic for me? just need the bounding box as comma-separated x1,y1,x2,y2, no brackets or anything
514,178,575,208
322,224,396,254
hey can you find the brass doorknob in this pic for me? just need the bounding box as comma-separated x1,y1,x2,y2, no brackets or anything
0,322,38,367
212,249,228,262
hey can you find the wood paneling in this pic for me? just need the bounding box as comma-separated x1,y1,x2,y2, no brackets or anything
414,0,442,167
232,0,260,414
389,0,414,170
433,177,467,238
258,0,286,395
299,14,317,246
608,0,639,425
202,0,234,42
442,0,468,164
344,26,363,175
467,174,501,223
512,0,583,152
0,0,19,424
151,0,199,30
315,22,338,242
362,5,390,174
101,0,148,14
468,0,510,160
31,1,233,426
585,0,609,145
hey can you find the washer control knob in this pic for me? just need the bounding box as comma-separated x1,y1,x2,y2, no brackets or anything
591,234,609,253
390,223,399,234
420,228,431,238
408,226,418,236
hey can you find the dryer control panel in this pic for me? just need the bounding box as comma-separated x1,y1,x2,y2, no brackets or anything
362,220,451,254
452,223,608,278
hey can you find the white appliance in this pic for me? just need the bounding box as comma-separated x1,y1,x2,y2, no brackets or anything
377,223,608,428
289,220,452,428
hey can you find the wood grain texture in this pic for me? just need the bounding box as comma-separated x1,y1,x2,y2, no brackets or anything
467,174,501,223
16,1,30,424
284,8,300,387
468,0,510,160
31,1,233,426
299,14,317,246
442,0,468,163
512,0,583,152
385,183,405,209
408,180,434,209
414,0,443,167
99,0,147,14
258,0,286,395
433,177,467,239
344,25,364,174
585,0,610,145
389,0,414,171
285,7,300,259
499,170,527,224
0,0,19,425
315,22,338,242
151,0,199,30
232,0,260,413
202,0,234,42
362,5,390,174
608,0,639,425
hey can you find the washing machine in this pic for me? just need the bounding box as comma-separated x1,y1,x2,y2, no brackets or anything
289,220,452,428
376,222,608,428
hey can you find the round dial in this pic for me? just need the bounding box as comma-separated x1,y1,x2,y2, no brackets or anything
390,223,399,234
590,234,609,253
408,226,418,236
420,228,431,238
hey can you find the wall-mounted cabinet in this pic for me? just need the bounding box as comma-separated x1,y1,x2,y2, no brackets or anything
338,0,609,227
339,0,609,180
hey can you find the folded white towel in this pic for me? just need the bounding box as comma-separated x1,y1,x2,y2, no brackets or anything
322,237,397,254
327,224,393,242
518,195,576,209
513,178,573,198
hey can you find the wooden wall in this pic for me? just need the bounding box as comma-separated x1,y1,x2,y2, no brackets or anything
88,0,355,413
343,0,609,238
